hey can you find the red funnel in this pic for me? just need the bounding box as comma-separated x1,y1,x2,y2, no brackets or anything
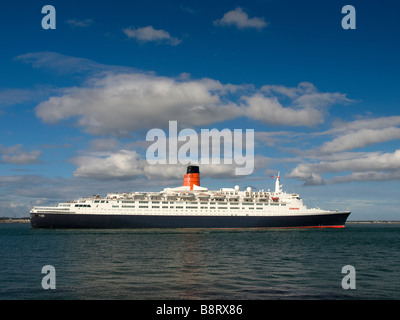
183,166,200,190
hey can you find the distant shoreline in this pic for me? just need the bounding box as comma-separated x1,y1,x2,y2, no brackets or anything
347,220,400,224
0,218,30,223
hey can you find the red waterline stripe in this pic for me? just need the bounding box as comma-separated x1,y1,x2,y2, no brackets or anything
246,225,346,230
250,225,346,229
295,225,345,229
191,225,346,230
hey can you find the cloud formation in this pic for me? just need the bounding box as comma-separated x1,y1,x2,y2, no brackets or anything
35,72,349,135
288,150,400,185
0,144,41,165
72,150,146,180
15,52,133,76
123,26,182,46
283,115,400,185
71,149,242,181
28,53,350,136
21,52,398,188
245,95,324,127
35,72,243,135
214,7,268,30
245,82,352,127
317,116,400,153
0,88,41,107
320,127,400,153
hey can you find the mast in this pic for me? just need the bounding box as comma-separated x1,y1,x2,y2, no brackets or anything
274,172,282,194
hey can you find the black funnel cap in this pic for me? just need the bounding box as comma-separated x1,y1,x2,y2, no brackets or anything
186,165,199,174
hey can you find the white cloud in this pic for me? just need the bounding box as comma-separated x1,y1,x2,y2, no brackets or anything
71,148,244,182
329,171,400,184
324,116,400,135
35,72,243,135
244,82,351,127
288,150,400,185
242,82,352,126
244,95,324,127
293,92,351,109
33,67,351,134
214,7,268,30
312,116,400,154
123,26,182,46
320,127,400,153
15,52,133,76
262,81,352,109
72,150,146,180
71,125,256,180
19,53,351,134
261,82,317,98
0,144,42,165
88,138,122,152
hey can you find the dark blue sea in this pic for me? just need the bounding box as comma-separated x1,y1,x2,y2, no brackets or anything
1,222,399,300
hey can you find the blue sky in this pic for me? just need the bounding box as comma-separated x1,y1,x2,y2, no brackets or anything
0,0,399,219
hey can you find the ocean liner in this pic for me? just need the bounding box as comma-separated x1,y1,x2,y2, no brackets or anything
30,165,350,229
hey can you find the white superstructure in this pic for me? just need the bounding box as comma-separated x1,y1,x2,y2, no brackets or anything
31,175,331,217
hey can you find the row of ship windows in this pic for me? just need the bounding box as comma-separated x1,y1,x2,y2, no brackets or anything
77,203,285,209
91,200,282,205
135,201,277,205
92,202,284,206
106,206,278,210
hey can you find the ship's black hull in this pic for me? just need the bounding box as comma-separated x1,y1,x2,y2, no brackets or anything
30,211,351,229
